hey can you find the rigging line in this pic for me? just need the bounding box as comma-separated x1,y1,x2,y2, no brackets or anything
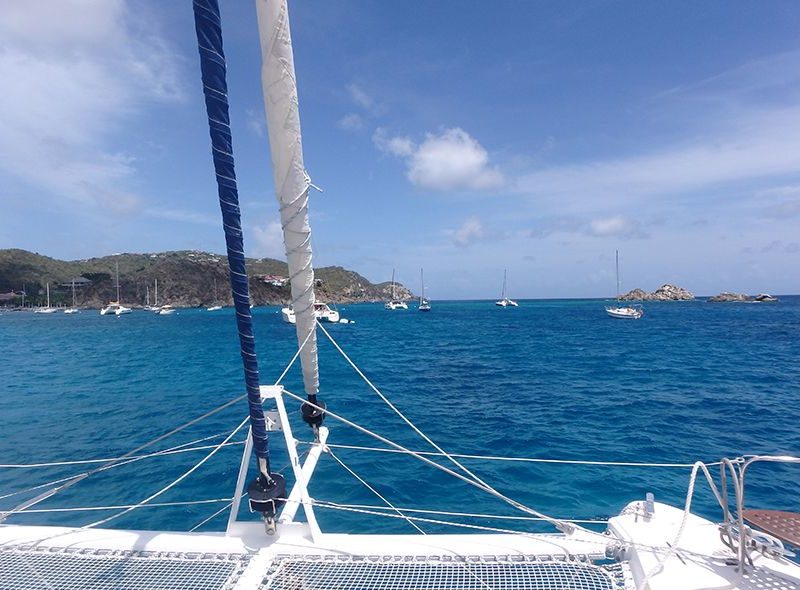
190,501,233,532
317,322,511,501
0,440,246,469
301,442,721,469
327,448,426,535
272,320,316,386
281,389,574,534
82,417,250,529
311,501,587,554
0,401,247,522
189,451,303,532
8,498,233,514
0,434,247,502
314,502,609,525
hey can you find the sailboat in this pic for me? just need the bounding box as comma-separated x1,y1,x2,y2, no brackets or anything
418,268,431,311
33,282,57,313
605,250,643,319
100,261,132,315
207,278,223,311
63,280,79,314
495,269,518,307
384,268,408,310
2,3,799,590
144,282,159,311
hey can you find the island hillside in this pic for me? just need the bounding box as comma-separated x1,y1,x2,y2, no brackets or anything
0,249,413,308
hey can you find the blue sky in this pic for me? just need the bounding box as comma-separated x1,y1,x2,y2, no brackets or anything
1,1,799,298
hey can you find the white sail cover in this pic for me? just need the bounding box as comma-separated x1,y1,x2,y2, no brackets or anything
255,0,319,395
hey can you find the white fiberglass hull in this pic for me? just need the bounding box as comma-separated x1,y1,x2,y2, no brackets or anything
2,501,797,589
385,301,408,310
495,298,517,307
605,306,643,319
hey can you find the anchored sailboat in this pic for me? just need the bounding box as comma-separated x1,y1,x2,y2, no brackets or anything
418,268,431,311
63,280,79,314
100,261,132,315
1,3,798,590
207,278,223,311
495,269,518,307
384,268,408,310
605,250,643,320
33,282,57,313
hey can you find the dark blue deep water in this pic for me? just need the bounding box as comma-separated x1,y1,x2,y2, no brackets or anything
1,298,799,535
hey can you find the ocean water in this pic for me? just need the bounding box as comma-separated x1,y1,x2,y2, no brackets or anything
1,298,799,536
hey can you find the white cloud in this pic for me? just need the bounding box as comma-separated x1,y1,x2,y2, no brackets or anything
0,0,182,211
347,84,373,109
246,109,266,136
337,113,363,131
452,216,485,246
250,219,285,258
588,216,644,238
375,127,504,191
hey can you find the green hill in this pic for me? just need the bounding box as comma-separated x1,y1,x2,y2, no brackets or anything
0,249,413,308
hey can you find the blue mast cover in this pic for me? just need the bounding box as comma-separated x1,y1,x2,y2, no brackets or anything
192,0,269,461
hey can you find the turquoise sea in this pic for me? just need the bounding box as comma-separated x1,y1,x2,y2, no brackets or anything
1,298,799,535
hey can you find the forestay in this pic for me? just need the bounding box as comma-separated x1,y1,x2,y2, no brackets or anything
255,0,319,396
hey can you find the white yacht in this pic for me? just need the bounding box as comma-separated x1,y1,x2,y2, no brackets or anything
63,279,79,313
418,268,431,311
282,301,340,324
605,250,644,319
33,282,57,313
157,304,176,315
101,261,131,315
384,268,408,310
495,269,518,307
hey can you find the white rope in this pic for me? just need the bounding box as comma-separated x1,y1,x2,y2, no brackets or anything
190,501,233,532
327,448,426,535
311,500,586,554
8,498,233,514
273,320,316,386
0,439,245,469
82,417,250,529
281,389,574,534
316,323,578,534
314,502,609,525
303,442,721,469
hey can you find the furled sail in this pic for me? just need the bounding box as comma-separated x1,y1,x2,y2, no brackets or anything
255,0,319,396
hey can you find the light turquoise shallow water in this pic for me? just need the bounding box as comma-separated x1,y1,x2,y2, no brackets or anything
1,298,798,534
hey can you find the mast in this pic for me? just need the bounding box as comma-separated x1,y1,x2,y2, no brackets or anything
501,269,507,300
420,268,425,303
115,261,120,302
193,0,284,532
46,283,50,308
615,250,620,299
71,280,76,307
146,284,150,306
255,0,321,425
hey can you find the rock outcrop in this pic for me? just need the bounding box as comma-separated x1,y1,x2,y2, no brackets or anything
707,292,778,303
619,284,694,301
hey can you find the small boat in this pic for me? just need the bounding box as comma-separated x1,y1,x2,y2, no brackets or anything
418,268,431,311
64,280,79,314
495,269,518,307
282,302,340,324
34,282,57,313
101,261,131,315
384,268,408,310
157,304,176,315
207,278,224,310
605,250,643,319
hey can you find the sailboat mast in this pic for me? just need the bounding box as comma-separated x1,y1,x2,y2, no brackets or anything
192,0,278,502
46,283,50,308
420,268,425,302
502,269,507,300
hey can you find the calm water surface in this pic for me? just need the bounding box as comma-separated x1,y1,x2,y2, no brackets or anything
1,298,798,534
